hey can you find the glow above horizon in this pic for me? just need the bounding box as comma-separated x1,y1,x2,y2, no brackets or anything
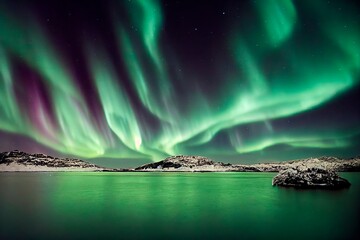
0,0,359,163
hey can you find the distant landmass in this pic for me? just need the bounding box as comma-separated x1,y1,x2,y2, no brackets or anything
135,155,360,172
0,150,120,172
1,150,360,173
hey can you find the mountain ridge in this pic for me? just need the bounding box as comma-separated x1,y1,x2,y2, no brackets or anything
135,155,360,172
1,150,360,172
0,150,121,172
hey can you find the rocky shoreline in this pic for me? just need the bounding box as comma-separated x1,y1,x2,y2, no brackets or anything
2,151,359,188
1,151,360,173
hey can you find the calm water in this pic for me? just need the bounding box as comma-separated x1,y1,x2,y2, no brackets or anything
0,172,359,240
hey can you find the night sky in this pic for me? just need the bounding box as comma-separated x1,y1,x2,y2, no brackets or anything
0,0,360,167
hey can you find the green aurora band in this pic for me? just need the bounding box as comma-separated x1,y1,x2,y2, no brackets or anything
0,0,359,162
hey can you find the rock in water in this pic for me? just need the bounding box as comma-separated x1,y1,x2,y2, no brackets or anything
272,167,351,189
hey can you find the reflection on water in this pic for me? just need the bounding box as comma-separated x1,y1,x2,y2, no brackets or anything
0,172,359,239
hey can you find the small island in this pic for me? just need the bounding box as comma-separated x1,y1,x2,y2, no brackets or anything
272,167,351,189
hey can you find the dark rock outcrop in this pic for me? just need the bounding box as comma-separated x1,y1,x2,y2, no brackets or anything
272,167,351,189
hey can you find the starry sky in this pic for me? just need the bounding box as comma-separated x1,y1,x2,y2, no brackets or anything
0,0,360,167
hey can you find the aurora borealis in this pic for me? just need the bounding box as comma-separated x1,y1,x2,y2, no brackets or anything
0,0,359,166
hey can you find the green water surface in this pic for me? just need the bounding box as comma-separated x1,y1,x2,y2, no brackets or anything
0,172,359,239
